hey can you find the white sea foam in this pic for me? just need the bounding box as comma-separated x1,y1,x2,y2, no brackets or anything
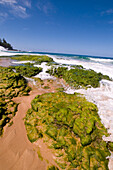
24,77,36,85
47,54,113,79
1,50,113,80
0,49,42,56
34,62,56,80
12,60,35,64
0,50,29,56
89,57,113,63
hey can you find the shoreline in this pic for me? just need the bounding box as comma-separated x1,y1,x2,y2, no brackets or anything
0,56,113,169
0,80,64,170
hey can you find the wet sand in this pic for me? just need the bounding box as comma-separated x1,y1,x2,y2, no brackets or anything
0,58,12,67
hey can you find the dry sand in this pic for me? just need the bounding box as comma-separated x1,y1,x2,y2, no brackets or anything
0,81,62,170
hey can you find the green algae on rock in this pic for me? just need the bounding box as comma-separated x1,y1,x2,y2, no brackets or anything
47,66,111,88
47,165,59,170
0,98,18,136
108,142,113,151
25,92,111,169
11,55,54,64
0,66,31,136
0,67,31,98
10,65,42,77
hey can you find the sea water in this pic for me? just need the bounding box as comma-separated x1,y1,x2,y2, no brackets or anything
1,49,113,79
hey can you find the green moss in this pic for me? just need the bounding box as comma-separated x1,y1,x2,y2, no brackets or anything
0,66,31,136
11,55,53,64
33,77,44,85
8,121,13,127
47,66,111,88
108,142,113,151
43,85,50,89
10,65,42,77
80,135,92,146
56,87,64,92
25,92,111,169
47,165,59,170
37,148,43,161
31,99,42,112
46,126,58,140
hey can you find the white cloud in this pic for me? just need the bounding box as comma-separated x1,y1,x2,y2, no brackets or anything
16,0,31,8
101,9,113,15
0,0,30,18
0,0,17,4
0,12,8,23
10,5,29,18
37,1,55,15
23,0,31,8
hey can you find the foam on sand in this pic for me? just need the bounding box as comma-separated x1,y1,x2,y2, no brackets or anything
24,77,36,85
34,62,56,80
12,60,35,64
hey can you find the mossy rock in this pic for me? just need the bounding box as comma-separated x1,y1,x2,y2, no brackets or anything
10,65,42,77
47,66,111,88
11,55,54,64
108,142,113,151
31,100,43,112
46,126,58,140
47,165,59,170
26,125,39,143
25,92,111,169
0,66,31,136
80,135,92,146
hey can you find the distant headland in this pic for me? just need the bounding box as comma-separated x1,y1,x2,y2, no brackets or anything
0,38,17,51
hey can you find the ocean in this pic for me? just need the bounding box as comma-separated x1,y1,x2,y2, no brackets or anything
44,52,113,79
1,50,113,79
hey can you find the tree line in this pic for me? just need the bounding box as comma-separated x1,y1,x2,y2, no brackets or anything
0,38,13,50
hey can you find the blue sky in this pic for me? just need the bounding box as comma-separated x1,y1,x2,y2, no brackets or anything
0,0,113,57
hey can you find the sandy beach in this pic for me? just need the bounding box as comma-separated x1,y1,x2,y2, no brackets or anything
0,57,61,170
0,79,63,170
0,0,113,168
0,56,113,169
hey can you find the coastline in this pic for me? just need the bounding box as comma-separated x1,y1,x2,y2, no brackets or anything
0,55,113,169
0,79,64,170
0,62,64,169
